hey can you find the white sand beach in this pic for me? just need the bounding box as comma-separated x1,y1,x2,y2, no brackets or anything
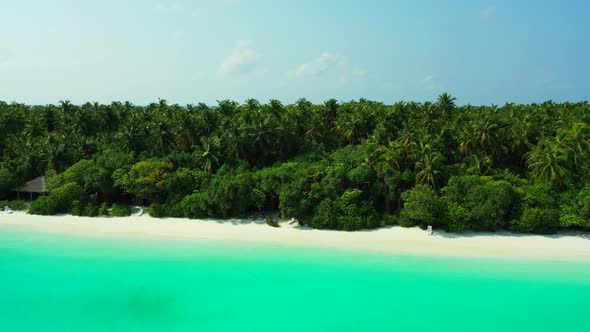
1,211,590,261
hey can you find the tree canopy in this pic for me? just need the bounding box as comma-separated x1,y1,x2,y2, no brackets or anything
1,95,589,233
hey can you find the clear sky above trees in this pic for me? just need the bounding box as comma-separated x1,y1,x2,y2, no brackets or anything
0,0,588,105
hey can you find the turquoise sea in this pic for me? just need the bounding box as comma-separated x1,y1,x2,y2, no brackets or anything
1,228,589,332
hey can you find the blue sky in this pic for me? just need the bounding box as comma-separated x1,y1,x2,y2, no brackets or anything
0,0,588,105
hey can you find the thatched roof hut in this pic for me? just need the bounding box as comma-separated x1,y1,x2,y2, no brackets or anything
12,176,47,200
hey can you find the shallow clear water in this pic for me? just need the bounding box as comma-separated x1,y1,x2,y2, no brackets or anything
1,228,589,332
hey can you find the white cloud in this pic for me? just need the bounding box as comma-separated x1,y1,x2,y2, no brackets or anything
289,52,368,87
481,6,497,19
219,40,261,76
422,74,442,90
289,52,344,78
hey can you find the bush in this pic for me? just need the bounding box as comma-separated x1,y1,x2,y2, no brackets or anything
512,208,560,234
265,215,280,228
181,193,209,219
148,203,166,218
113,160,174,204
29,179,85,216
560,213,586,229
306,189,379,231
52,182,87,213
28,196,61,215
111,204,132,217
0,200,28,211
335,189,379,231
309,199,338,229
400,185,446,229
98,202,110,216
442,176,516,231
577,186,590,221
0,168,17,199
206,172,257,217
69,200,83,216
445,202,471,232
83,204,99,217
382,214,399,226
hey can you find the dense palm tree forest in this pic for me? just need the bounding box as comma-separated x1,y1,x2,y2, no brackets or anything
1,94,589,233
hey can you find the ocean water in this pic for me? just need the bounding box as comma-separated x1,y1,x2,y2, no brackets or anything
1,228,589,332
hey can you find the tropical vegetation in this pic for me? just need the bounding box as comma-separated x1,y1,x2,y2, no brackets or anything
1,95,589,233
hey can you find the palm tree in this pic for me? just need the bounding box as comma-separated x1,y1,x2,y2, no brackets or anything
466,154,494,176
415,152,442,189
459,116,505,157
174,110,199,151
414,141,443,189
377,141,404,170
525,139,568,183
195,136,222,173
564,122,590,165
437,92,456,118
148,120,175,155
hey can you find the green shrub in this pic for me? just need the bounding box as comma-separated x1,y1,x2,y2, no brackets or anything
0,168,17,199
445,202,471,232
442,176,516,231
265,215,280,228
148,203,166,218
560,213,586,229
512,208,560,234
382,214,399,226
98,203,110,216
309,199,338,229
0,200,28,211
181,193,209,219
577,186,590,221
70,200,83,216
29,183,86,216
400,185,446,229
9,200,28,211
111,204,131,217
84,204,99,217
28,196,61,215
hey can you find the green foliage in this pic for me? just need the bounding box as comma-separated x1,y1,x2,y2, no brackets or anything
512,208,560,234
3,95,590,233
309,198,338,229
28,196,61,215
265,215,280,228
382,214,399,226
576,186,590,221
445,202,471,232
0,200,28,211
148,203,166,218
113,160,173,204
84,204,99,217
29,182,85,215
181,193,209,219
111,204,132,217
0,167,17,199
98,203,110,216
164,168,209,202
509,183,562,233
206,171,257,218
442,176,516,231
400,185,446,229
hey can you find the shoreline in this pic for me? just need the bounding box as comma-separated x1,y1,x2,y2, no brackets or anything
2,212,590,261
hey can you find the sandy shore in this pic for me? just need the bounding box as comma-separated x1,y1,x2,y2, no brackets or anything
2,211,590,261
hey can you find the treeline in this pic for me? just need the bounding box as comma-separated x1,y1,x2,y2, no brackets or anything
1,95,589,233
